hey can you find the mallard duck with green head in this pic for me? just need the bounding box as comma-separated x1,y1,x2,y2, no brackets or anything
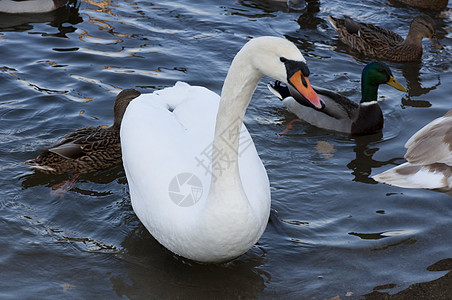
268,61,407,135
328,15,443,62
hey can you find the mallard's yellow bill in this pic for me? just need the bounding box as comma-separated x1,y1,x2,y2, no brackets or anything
386,76,407,92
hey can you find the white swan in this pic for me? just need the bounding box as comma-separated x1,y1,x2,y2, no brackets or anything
120,36,324,263
0,0,67,14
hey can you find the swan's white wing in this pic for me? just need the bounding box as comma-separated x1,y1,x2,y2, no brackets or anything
404,109,452,166
121,82,217,233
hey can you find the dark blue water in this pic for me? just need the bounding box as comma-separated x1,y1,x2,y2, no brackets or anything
1,0,451,298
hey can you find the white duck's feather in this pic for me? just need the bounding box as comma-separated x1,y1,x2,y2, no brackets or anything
372,162,450,190
404,113,452,166
373,109,452,191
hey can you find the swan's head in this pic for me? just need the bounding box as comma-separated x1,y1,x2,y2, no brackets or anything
245,36,325,110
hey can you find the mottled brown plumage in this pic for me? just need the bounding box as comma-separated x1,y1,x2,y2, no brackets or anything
26,89,141,174
329,15,443,62
391,0,448,9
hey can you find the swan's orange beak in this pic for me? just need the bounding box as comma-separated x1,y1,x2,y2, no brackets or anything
288,70,325,110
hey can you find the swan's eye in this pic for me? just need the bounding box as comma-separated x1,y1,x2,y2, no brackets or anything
280,57,287,63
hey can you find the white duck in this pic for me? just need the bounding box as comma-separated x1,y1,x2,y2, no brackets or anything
373,109,452,192
120,36,324,263
0,0,67,14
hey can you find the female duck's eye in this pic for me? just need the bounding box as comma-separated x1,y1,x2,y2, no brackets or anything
280,57,287,63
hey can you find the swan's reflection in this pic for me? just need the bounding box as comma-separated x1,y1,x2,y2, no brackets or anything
21,165,267,298
22,165,267,298
111,225,268,299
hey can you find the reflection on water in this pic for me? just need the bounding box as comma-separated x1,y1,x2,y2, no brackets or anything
366,259,452,299
0,0,82,35
21,164,126,190
401,62,440,98
112,226,267,299
239,0,309,13
347,132,404,184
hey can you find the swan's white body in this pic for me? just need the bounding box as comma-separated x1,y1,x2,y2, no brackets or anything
373,109,452,191
121,37,318,262
121,82,270,262
0,0,66,13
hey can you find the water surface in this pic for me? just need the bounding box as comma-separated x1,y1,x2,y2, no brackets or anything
1,0,452,298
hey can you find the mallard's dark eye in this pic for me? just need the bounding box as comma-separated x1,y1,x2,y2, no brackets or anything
280,57,287,63
378,69,384,73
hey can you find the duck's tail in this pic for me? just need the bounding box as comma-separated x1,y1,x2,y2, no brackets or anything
267,81,291,101
25,159,56,173
373,162,449,190
328,16,338,30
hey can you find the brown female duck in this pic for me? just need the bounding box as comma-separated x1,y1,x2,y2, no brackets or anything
26,89,141,174
328,15,443,62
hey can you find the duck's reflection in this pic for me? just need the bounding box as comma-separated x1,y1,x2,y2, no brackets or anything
365,259,452,298
0,0,82,36
21,164,126,197
347,132,403,184
397,62,440,108
294,0,321,29
238,0,310,12
111,225,268,299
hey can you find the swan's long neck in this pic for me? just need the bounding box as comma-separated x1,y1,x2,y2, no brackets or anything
209,47,262,194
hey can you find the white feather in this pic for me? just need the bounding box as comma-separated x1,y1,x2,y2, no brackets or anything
373,163,447,189
373,109,452,192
